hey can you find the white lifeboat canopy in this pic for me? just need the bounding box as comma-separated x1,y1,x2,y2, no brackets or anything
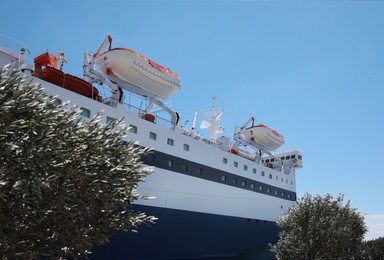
97,48,181,99
244,125,284,151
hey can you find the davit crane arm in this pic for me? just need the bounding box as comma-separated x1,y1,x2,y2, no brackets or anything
83,34,121,106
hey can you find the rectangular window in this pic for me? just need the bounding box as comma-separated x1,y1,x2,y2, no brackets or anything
233,178,237,184
251,183,255,189
291,155,296,159
253,168,257,174
149,132,157,140
269,174,272,179
261,171,265,177
167,138,174,146
181,163,188,172
106,116,116,124
196,167,202,175
129,125,138,134
243,165,248,171
234,161,238,168
167,159,173,168
183,144,190,151
80,107,90,118
221,175,226,182
298,155,302,160
241,181,246,187
259,186,263,191
223,158,228,164
267,188,270,193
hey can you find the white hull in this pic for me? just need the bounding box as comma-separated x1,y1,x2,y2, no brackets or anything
98,48,180,99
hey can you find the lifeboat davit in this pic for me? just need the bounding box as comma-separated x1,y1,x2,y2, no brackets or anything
97,48,181,99
244,125,284,151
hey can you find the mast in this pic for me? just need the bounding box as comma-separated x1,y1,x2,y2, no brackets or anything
200,97,224,141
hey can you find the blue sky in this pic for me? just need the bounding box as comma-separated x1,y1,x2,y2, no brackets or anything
1,0,384,239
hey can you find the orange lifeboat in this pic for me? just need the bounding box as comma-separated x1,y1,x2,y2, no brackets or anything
33,52,99,100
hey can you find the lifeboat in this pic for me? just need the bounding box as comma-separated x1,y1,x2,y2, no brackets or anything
97,48,181,99
230,148,257,161
33,52,99,100
244,125,284,151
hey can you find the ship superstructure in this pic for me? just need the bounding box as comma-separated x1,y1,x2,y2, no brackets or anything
0,34,303,259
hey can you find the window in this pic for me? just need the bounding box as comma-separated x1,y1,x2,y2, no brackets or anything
267,188,270,193
285,156,290,160
261,171,265,177
234,161,238,168
233,178,237,184
129,125,138,134
221,175,226,182
223,158,228,164
80,107,90,118
149,132,157,140
288,194,291,199
269,174,272,179
243,165,248,171
167,138,174,146
259,186,263,191
253,168,257,174
276,176,278,180
52,98,62,106
291,155,296,159
281,192,285,197
106,116,116,124
298,155,302,160
241,181,246,187
196,167,202,175
250,183,255,189
271,158,275,162
181,163,188,172
167,159,173,168
183,144,189,151
274,190,278,195
281,157,285,160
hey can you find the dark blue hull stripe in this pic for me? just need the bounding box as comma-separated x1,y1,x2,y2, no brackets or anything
90,205,279,259
141,149,296,201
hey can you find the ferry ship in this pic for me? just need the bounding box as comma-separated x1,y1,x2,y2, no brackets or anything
0,34,303,259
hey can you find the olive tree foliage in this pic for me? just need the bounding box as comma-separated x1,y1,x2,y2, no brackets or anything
270,193,367,259
0,70,155,258
358,237,384,259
